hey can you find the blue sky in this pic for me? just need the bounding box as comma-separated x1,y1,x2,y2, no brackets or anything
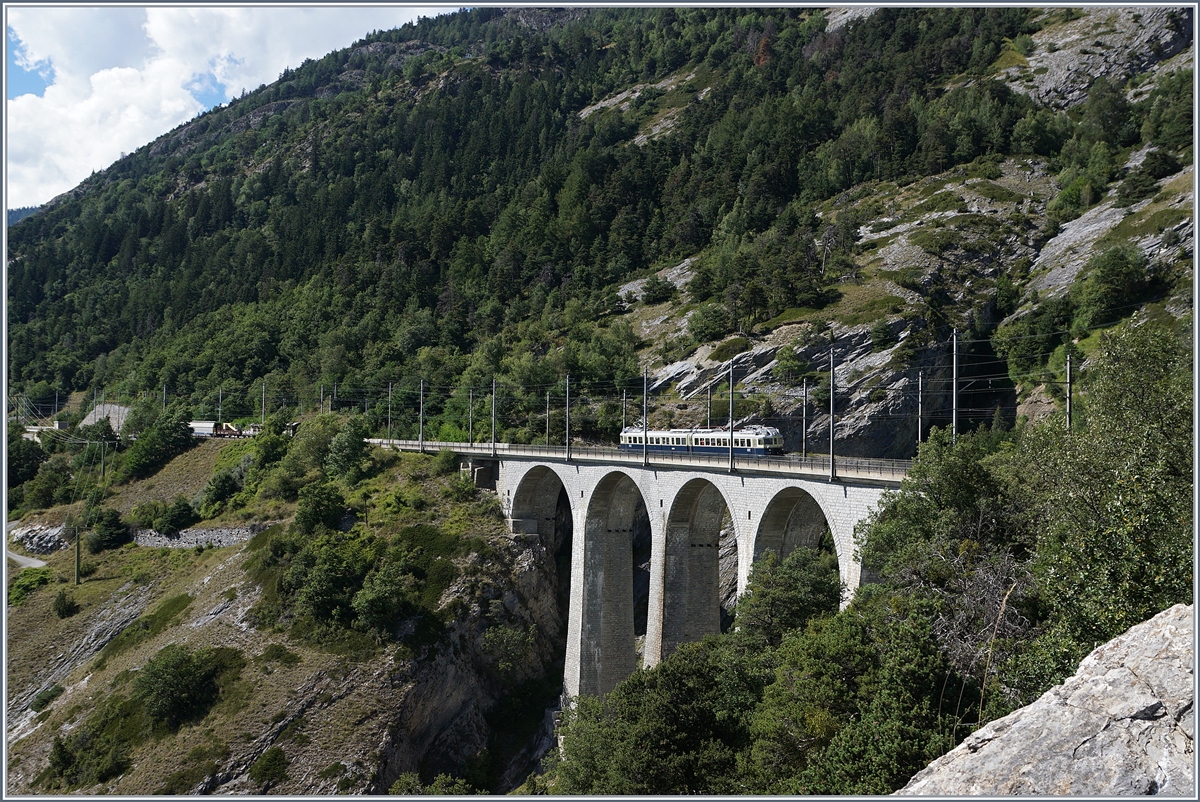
5,5,457,208
6,27,52,99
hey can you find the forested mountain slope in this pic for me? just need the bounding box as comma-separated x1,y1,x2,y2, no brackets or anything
8,6,1190,452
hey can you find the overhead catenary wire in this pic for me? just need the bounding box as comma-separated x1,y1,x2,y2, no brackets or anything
14,315,1099,444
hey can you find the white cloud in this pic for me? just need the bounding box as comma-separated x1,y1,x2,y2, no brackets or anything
5,6,453,208
9,7,154,89
7,61,202,206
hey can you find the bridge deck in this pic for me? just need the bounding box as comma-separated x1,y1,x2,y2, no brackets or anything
367,439,910,484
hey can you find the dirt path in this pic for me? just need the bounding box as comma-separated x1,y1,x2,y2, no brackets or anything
6,550,47,569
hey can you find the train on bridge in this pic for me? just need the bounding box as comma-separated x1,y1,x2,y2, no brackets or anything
618,424,785,457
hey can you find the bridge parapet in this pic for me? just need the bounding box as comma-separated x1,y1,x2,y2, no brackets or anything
367,438,910,485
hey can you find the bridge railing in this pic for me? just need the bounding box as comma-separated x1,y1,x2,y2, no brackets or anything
367,438,911,482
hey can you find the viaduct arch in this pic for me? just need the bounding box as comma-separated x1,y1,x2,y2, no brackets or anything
500,459,888,699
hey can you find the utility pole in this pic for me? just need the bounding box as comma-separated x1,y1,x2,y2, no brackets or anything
320,384,324,414
917,369,923,447
468,388,473,444
622,389,626,431
1065,353,1072,431
952,328,959,442
829,334,837,482
546,390,551,444
387,383,393,442
565,375,571,462
218,387,223,426
707,386,711,428
418,378,425,453
728,361,735,473
642,368,648,467
491,378,497,458
261,380,266,424
74,519,80,586
802,378,808,458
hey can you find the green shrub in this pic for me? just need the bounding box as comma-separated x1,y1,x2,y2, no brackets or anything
85,508,131,553
154,496,197,536
352,560,418,636
1047,168,1107,222
248,746,289,785
689,304,734,343
1070,246,1147,333
772,343,808,383
432,448,459,476
258,643,301,666
201,470,240,516
133,644,244,729
642,274,678,304
908,228,960,256
483,624,535,681
869,320,896,351
129,500,166,529
914,190,967,215
325,417,370,481
40,694,149,789
30,684,64,712
735,547,842,650
8,566,53,606
52,589,80,618
444,475,476,502
122,410,194,479
711,336,751,362
293,481,345,535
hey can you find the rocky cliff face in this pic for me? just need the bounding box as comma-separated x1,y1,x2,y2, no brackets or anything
897,604,1194,796
367,533,568,793
998,6,1193,110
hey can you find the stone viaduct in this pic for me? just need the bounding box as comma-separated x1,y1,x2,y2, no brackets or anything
374,440,908,699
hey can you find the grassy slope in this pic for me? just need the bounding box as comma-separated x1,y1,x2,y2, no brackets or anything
6,446,515,795
105,438,235,516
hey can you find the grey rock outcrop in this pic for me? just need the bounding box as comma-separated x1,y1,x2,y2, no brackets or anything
8,522,68,554
79,403,129,433
897,603,1195,796
133,522,273,549
1001,7,1193,110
